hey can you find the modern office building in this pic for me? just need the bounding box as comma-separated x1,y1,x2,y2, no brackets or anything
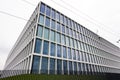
2,1,120,77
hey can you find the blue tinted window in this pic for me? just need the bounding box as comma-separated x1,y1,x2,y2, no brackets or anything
56,33,61,43
46,6,51,17
51,9,56,19
50,58,55,74
56,12,60,21
63,46,67,58
69,61,73,74
64,17,66,25
57,23,60,32
63,60,67,74
69,29,72,37
76,50,80,61
31,56,40,74
74,62,77,74
60,14,64,23
57,45,61,57
37,26,43,37
40,3,45,13
43,41,49,55
62,25,65,33
45,17,50,27
57,59,62,74
50,43,55,56
34,39,42,53
68,48,72,59
61,35,65,45
50,30,55,41
66,27,69,35
41,57,48,74
51,20,55,29
72,49,76,60
39,14,44,25
44,28,49,40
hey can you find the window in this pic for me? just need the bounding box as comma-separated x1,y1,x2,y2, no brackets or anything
64,16,67,25
41,57,48,74
50,58,55,74
50,43,55,56
40,3,45,13
72,49,76,60
37,26,43,37
34,39,42,53
50,30,55,41
43,41,49,55
57,59,62,74
56,12,60,21
74,62,77,74
45,17,50,27
68,48,72,59
51,20,55,29
61,35,65,45
56,33,61,43
69,29,72,37
70,38,73,47
61,25,65,33
66,27,69,35
46,6,51,17
31,56,40,74
63,60,67,74
60,14,64,23
66,36,69,46
57,45,61,57
51,9,56,19
57,23,61,32
63,46,67,58
39,14,44,25
76,50,80,61
69,61,73,74
44,28,49,40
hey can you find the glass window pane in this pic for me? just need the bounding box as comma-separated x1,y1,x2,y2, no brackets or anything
41,57,48,74
51,20,55,29
45,17,50,27
63,46,67,58
57,59,62,74
56,12,60,21
57,23,61,32
61,35,65,45
40,3,45,13
50,30,55,41
74,62,77,74
50,58,55,74
60,14,64,23
76,50,80,61
69,61,73,74
68,48,72,59
51,9,56,19
56,33,61,43
43,41,49,55
62,25,65,33
37,26,43,37
31,56,40,74
46,6,51,17
72,49,76,60
50,43,55,56
39,14,44,25
34,39,42,53
66,36,69,46
44,28,49,40
57,45,61,57
66,27,69,35
63,60,67,74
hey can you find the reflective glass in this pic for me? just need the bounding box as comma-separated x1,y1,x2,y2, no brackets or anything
50,43,55,56
72,49,76,60
51,20,55,29
68,48,72,59
51,9,56,19
46,6,51,17
57,23,60,32
45,17,50,27
40,3,45,13
63,46,67,58
57,59,62,74
34,39,42,53
50,30,55,41
69,61,73,74
61,25,65,33
44,28,49,40
37,26,43,37
31,56,40,74
43,41,49,55
63,60,67,74
56,33,61,43
61,35,65,45
56,12,60,21
41,57,48,74
57,45,61,57
74,62,77,74
50,58,55,74
39,14,44,24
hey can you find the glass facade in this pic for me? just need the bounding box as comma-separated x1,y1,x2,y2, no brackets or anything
31,2,120,75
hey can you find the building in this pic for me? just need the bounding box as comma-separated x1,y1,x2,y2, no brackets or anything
2,1,120,77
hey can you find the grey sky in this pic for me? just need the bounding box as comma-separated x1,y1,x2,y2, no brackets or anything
0,0,120,70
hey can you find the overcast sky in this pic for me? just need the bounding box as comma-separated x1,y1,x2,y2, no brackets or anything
0,0,120,70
